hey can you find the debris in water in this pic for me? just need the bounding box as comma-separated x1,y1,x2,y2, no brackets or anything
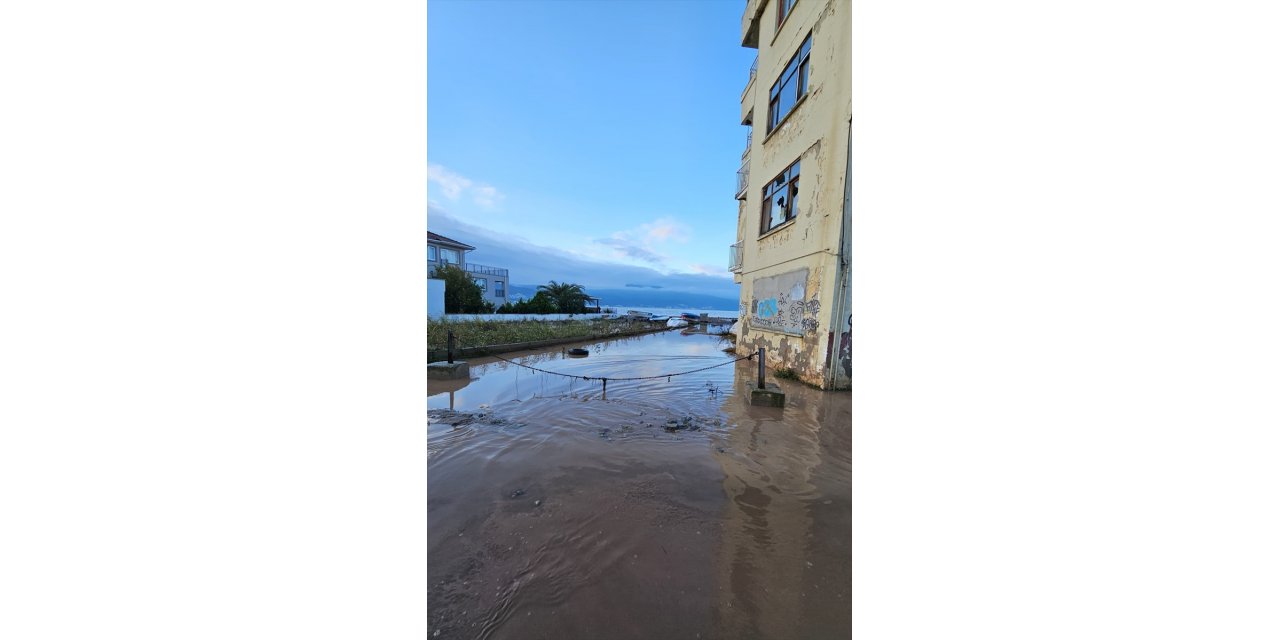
509,489,525,499
534,499,542,507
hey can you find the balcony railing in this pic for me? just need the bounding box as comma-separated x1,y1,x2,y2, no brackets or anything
729,242,744,273
741,56,758,101
736,158,750,200
742,131,752,158
430,258,508,278
463,262,508,277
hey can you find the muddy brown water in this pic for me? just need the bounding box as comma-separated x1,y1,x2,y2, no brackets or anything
428,328,850,640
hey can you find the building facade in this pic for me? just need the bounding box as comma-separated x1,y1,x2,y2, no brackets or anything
731,0,851,389
428,231,510,308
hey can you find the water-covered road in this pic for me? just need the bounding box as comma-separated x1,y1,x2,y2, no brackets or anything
428,328,850,640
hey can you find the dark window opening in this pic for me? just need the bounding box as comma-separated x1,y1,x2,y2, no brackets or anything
761,158,801,234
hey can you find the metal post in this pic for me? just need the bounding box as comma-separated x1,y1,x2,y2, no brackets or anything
448,330,455,364
757,347,765,389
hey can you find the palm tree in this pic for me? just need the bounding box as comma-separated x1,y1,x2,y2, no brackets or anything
537,281,589,313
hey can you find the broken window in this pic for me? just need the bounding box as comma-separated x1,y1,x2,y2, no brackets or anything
761,158,801,233
767,34,812,134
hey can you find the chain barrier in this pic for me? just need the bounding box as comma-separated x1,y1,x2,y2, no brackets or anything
449,331,754,383
484,350,755,382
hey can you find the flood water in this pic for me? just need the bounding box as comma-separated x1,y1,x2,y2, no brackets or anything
428,328,851,640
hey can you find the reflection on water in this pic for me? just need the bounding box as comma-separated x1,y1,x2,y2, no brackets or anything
428,329,850,640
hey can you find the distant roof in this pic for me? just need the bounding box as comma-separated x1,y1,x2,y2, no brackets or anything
427,231,475,250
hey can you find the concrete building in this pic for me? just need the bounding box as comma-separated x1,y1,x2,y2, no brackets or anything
428,231,510,308
731,0,851,389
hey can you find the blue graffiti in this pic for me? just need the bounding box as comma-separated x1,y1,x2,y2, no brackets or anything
757,298,778,318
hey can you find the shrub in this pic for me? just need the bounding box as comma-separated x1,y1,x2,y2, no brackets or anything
432,264,489,314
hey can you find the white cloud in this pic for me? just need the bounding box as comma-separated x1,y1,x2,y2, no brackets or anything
428,163,503,210
427,163,471,199
642,217,692,243
428,205,738,298
591,216,694,270
471,184,503,208
688,263,732,278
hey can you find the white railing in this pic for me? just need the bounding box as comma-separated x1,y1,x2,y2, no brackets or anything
729,242,743,272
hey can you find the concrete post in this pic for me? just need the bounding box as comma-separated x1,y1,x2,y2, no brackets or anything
748,346,785,407
757,347,765,389
429,329,470,380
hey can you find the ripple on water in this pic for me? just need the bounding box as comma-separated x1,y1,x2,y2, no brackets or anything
428,329,850,640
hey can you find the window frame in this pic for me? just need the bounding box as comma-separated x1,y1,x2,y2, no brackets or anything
428,245,438,262
776,0,797,28
494,281,505,297
440,248,460,264
473,277,487,291
767,34,812,134
760,157,801,235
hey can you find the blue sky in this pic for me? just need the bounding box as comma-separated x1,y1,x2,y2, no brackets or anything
427,0,755,296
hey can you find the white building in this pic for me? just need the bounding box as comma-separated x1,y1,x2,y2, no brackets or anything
427,231,510,308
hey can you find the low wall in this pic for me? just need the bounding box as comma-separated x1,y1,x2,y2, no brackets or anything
427,325,672,362
438,313,613,323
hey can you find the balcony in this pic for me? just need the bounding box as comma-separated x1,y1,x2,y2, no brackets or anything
729,242,743,273
430,258,508,278
736,158,750,200
463,262,508,278
742,0,764,48
742,56,757,124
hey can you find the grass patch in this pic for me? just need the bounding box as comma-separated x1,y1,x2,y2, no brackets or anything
428,317,658,350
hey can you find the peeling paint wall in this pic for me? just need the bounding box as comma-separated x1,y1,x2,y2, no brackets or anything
735,0,851,389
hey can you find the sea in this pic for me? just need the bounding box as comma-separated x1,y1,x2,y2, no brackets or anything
609,305,739,319
434,306,740,323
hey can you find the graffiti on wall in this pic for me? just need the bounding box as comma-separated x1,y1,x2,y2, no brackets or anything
749,268,821,336
838,313,851,379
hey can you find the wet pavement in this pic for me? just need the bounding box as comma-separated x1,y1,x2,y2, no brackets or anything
428,328,850,640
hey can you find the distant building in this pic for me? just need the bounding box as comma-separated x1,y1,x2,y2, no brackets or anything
428,231,510,308
731,0,851,389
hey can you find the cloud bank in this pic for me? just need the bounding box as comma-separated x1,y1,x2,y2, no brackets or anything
428,205,738,299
